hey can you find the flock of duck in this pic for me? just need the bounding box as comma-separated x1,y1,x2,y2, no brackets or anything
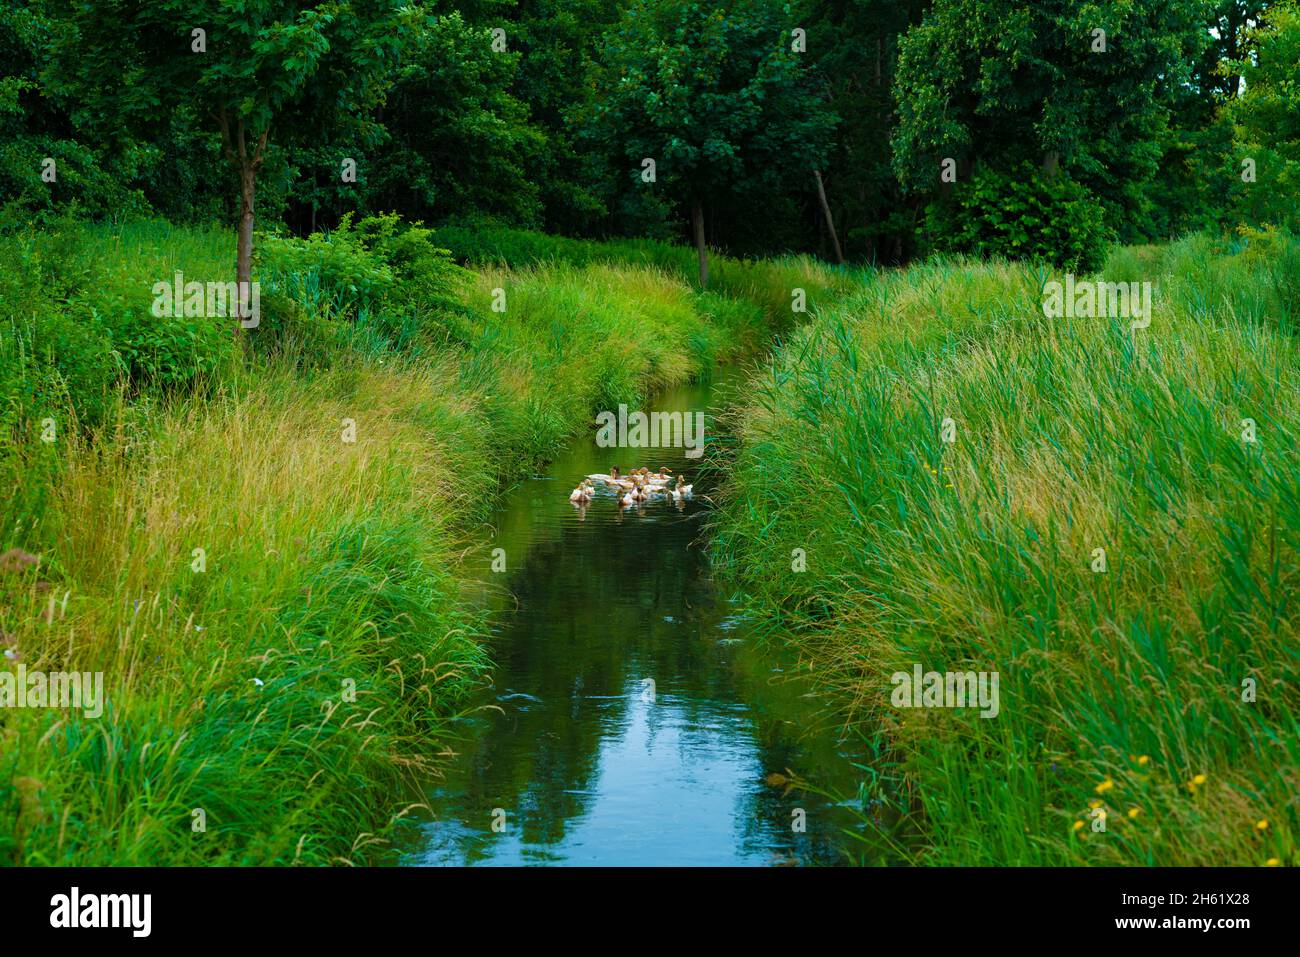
569,466,694,508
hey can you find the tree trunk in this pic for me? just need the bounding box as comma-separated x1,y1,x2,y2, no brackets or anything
691,195,709,289
813,169,845,264
237,161,255,331
216,109,268,342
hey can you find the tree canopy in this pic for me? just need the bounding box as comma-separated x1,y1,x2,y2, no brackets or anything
1,0,1295,274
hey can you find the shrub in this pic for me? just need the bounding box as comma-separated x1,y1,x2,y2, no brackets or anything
258,214,470,351
72,275,233,395
925,164,1112,272
0,232,119,437
350,212,468,313
257,216,395,319
247,290,346,368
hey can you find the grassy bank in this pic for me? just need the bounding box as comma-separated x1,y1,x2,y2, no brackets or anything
435,223,854,334
712,230,1300,866
0,219,839,865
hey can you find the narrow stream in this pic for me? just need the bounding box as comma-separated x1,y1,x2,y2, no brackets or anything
402,372,883,866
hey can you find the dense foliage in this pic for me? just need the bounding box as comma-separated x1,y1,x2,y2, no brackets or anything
1,0,1294,269
713,232,1300,865
2,0,1299,871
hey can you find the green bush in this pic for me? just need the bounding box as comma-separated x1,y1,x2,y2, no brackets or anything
350,212,468,312
925,164,1112,272
72,276,232,394
258,214,471,352
2,220,244,414
247,290,346,368
257,216,395,319
0,310,119,436
0,231,119,437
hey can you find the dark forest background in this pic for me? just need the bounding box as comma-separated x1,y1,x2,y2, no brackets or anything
2,1,1296,271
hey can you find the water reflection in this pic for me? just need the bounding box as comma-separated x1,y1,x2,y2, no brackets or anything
404,375,880,866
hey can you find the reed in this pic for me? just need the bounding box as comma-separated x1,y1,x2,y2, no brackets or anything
0,219,815,864
712,234,1300,865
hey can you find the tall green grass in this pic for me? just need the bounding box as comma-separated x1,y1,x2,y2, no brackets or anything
0,219,814,865
712,233,1300,865
434,224,857,335
1,359,495,864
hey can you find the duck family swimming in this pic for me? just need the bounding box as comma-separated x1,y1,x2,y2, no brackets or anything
570,466,692,508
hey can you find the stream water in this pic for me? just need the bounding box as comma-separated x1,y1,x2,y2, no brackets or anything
402,371,883,866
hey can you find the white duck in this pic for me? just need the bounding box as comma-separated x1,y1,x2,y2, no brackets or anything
586,466,622,485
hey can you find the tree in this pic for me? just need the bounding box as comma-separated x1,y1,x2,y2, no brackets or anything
0,2,149,223
1229,1,1300,229
802,0,929,263
505,0,623,235
43,1,421,333
364,11,544,229
582,0,836,286
892,0,1209,244
1197,1,1270,107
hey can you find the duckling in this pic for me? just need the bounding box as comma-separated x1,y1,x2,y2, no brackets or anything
675,476,693,497
569,479,594,503
586,466,622,485
620,488,637,507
